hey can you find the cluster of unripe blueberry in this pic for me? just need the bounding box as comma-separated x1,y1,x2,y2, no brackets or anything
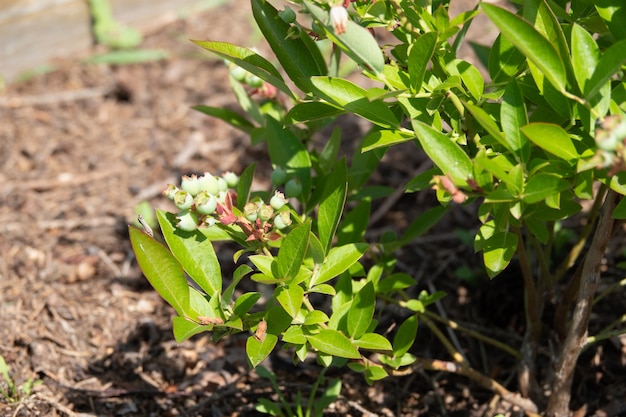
164,169,299,237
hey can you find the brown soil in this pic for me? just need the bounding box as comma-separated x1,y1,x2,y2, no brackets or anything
1,2,625,417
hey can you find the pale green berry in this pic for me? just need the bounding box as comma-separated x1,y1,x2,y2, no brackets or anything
245,74,264,88
174,190,194,210
223,171,239,188
274,211,292,230
271,167,287,186
258,204,274,222
244,202,258,222
279,6,296,24
229,65,248,82
285,178,302,198
217,177,228,192
163,184,179,200
195,192,218,215
204,216,216,227
270,191,288,210
181,175,201,196
176,210,199,232
198,173,220,195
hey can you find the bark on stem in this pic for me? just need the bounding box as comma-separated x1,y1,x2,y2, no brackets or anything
545,190,617,417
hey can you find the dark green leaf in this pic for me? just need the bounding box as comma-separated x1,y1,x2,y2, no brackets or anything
129,226,189,316
408,32,438,93
192,105,254,133
236,163,256,210
285,102,345,124
393,314,418,357
157,210,222,297
481,3,566,91
317,160,348,254
585,39,626,100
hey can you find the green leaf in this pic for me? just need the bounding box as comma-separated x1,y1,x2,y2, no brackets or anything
488,34,525,84
585,39,626,100
276,285,305,319
446,59,484,101
400,206,447,245
347,282,375,339
520,123,579,162
375,273,415,293
285,102,345,124
313,243,368,286
523,173,570,204
317,160,348,255
266,118,312,199
310,76,399,129
157,210,222,296
500,79,529,162
236,163,256,210
612,196,626,219
481,3,566,92
192,105,254,134
408,32,438,93
476,226,518,278
173,316,210,343
306,329,361,359
303,0,384,74
318,127,342,174
595,0,626,41
193,40,294,98
278,222,311,280
362,129,415,152
393,315,418,357
336,199,370,246
304,310,330,325
246,334,278,368
234,292,262,317
411,120,473,186
129,226,189,316
252,0,327,93
571,23,600,94
353,333,392,352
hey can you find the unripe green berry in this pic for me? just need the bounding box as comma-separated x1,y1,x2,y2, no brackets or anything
198,173,219,195
174,190,194,210
181,174,202,196
279,6,297,24
258,204,274,222
229,65,248,82
270,191,288,210
195,192,218,215
274,211,292,230
285,178,302,198
244,202,259,222
245,74,264,88
176,210,199,232
217,177,228,192
271,167,287,186
204,216,216,227
164,184,179,200
223,171,239,188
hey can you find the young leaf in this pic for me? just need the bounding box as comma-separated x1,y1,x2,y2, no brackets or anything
523,173,570,204
129,226,189,316
317,160,348,255
275,284,305,319
251,0,327,94
312,243,368,286
476,227,518,278
500,79,529,162
277,222,311,280
520,123,579,162
393,314,418,357
411,120,473,186
157,210,222,297
481,3,566,92
353,333,393,352
362,129,415,152
310,76,399,129
306,329,361,359
246,334,279,368
408,32,438,93
347,282,375,339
